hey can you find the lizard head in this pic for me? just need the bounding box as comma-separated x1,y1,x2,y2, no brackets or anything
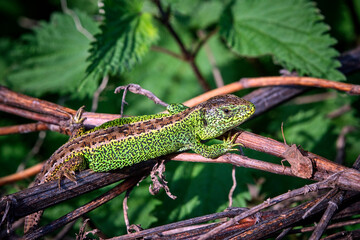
195,94,255,140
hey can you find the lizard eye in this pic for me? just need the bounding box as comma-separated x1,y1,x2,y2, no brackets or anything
223,108,230,114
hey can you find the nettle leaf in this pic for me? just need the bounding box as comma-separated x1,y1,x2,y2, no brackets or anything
165,0,224,29
7,11,100,98
220,0,345,81
86,0,158,80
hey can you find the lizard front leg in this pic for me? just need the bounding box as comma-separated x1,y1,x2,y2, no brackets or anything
68,106,87,139
187,134,241,158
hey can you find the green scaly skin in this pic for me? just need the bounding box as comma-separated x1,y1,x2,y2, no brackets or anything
24,94,255,233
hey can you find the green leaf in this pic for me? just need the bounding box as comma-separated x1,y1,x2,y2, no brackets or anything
219,0,345,81
86,0,158,80
165,0,224,29
7,11,100,98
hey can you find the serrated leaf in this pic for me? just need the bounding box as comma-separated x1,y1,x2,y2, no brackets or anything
7,11,100,98
220,0,345,81
86,0,158,80
165,0,224,29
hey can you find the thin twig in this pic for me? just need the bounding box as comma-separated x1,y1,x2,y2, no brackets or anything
193,28,219,58
123,190,131,234
293,92,336,104
327,104,352,119
197,30,224,88
309,155,360,239
0,163,43,186
303,188,338,219
335,126,356,164
276,227,293,240
91,75,109,112
109,208,250,240
228,166,237,208
198,175,340,240
54,220,77,240
183,76,360,107
114,84,168,116
80,217,104,239
293,218,360,235
150,46,184,60
17,131,46,173
60,0,95,41
309,191,343,240
0,123,49,136
152,0,210,91
0,104,61,126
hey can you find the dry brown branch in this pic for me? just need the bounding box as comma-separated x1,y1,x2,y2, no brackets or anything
109,208,256,240
309,189,343,240
1,79,360,239
23,174,145,240
307,156,360,239
0,163,43,186
0,86,75,119
0,123,48,135
0,159,157,239
184,76,360,106
225,192,360,239
1,47,360,238
0,83,306,183
197,182,331,240
113,187,360,239
0,84,307,136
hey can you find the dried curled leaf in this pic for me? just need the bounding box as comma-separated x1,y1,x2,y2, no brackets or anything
283,144,313,179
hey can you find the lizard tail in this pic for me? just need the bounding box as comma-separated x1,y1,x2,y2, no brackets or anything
24,210,43,233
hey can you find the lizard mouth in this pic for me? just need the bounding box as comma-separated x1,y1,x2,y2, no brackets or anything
242,103,256,118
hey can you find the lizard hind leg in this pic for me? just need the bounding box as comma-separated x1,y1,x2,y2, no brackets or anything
24,156,87,233
55,154,87,189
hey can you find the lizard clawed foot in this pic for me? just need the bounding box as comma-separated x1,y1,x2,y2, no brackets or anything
223,132,243,152
72,106,86,125
56,170,78,189
70,106,87,138
64,170,77,183
57,106,86,125
57,106,87,138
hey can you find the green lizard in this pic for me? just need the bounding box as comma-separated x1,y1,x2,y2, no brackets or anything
24,94,255,233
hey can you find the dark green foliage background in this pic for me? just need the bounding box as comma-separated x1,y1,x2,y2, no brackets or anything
0,0,359,238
